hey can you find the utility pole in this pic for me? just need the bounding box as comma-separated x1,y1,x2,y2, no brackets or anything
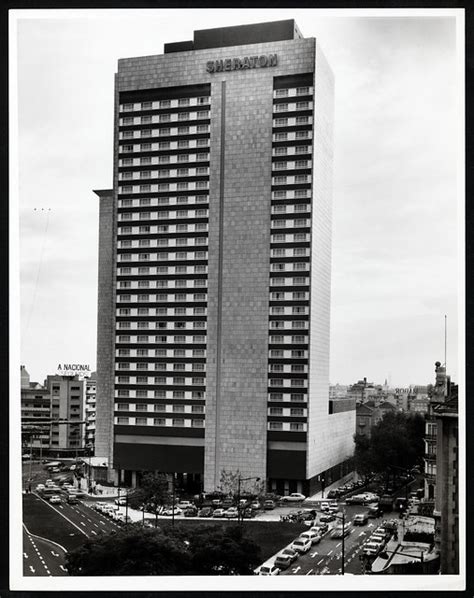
171,473,176,528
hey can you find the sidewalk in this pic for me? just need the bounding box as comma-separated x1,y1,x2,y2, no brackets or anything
307,471,356,501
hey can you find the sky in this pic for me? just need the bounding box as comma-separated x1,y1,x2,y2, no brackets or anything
13,9,463,388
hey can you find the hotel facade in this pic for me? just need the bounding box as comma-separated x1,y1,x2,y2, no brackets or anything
94,20,354,495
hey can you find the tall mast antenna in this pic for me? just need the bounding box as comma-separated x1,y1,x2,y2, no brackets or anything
444,314,447,369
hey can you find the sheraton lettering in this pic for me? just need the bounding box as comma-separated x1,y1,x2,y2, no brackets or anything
206,54,278,73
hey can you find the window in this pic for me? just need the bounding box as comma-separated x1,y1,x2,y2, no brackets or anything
141,143,152,151
160,100,171,109
197,125,208,133
275,118,288,126
290,422,304,431
136,403,148,411
178,98,190,107
178,112,189,121
173,404,185,413
178,126,189,135
296,130,309,139
275,147,287,155
275,89,288,98
172,418,185,427
117,403,129,411
297,87,310,95
141,115,152,124
140,185,151,192
123,131,134,139
141,129,151,138
291,393,305,402
123,103,134,111
275,103,288,112
160,114,171,123
135,417,147,425
117,417,129,424
159,141,170,150
154,418,166,426
178,140,189,148
192,419,204,427
269,422,283,430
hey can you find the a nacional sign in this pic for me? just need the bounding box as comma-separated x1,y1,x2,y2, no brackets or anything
56,363,91,377
206,54,278,73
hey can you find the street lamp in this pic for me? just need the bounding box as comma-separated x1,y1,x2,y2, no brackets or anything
236,476,261,526
332,510,347,575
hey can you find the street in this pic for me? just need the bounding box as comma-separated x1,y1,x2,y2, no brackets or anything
23,527,68,577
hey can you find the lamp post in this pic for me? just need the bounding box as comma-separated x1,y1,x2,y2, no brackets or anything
171,473,176,528
236,476,261,526
332,510,347,575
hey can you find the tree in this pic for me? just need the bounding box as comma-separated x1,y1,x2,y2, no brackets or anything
353,411,425,485
66,527,190,575
128,471,170,513
217,469,265,498
65,523,261,576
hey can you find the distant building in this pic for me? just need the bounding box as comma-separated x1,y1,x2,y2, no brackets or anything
409,395,430,415
45,374,86,456
347,377,376,403
355,400,396,438
422,361,459,574
21,366,51,454
85,373,97,453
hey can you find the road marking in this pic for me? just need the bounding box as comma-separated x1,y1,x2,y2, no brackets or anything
60,565,67,572
29,566,35,573
306,569,313,575
99,521,105,525
87,518,92,523
51,551,60,557
93,523,99,527
91,530,97,535
80,521,86,526
310,551,318,558
328,550,333,555
358,531,366,537
59,506,64,510
336,542,342,548
46,569,51,575
317,558,324,565
292,566,301,574
23,552,28,559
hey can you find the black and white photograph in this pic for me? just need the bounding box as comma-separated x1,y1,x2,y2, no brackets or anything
10,7,464,591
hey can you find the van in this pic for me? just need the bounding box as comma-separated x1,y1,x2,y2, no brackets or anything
291,537,312,554
299,530,321,545
274,554,292,570
259,564,280,575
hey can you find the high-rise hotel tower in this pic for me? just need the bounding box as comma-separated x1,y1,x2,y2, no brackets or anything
94,20,355,495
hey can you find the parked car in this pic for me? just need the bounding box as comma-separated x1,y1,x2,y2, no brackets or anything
259,565,280,576
224,507,239,519
263,500,275,510
49,495,61,504
222,498,234,509
35,484,45,492
242,508,256,519
211,499,223,507
184,506,198,517
281,547,299,563
310,523,329,536
353,513,369,526
250,501,261,511
281,493,306,503
198,507,214,518
162,507,183,517
291,537,312,554
212,508,226,518
177,501,194,510
326,490,340,499
319,514,336,523
320,501,330,512
274,554,293,570
363,542,382,557
346,494,368,505
299,530,321,545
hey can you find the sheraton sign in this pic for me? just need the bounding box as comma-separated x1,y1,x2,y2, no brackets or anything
206,54,278,73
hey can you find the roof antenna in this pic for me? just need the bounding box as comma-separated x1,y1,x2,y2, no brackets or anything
444,314,447,370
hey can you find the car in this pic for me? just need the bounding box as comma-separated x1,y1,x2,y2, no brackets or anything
363,542,382,557
177,501,194,510
35,484,45,491
310,523,329,536
198,507,214,518
259,564,280,576
346,494,368,505
184,506,198,517
103,505,119,516
49,495,61,504
353,513,369,526
212,508,226,518
326,490,340,499
115,497,127,506
367,504,384,518
291,537,312,554
211,499,223,507
67,495,79,504
263,500,275,510
162,507,183,517
331,523,352,539
242,508,256,519
94,501,107,511
222,498,234,509
281,547,299,563
320,501,330,512
370,533,386,545
281,493,306,503
250,501,261,510
319,514,336,523
299,530,321,545
274,554,293,570
328,505,339,514
116,514,133,524
224,507,239,519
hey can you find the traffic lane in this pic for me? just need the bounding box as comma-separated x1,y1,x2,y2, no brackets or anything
50,498,121,537
23,529,68,576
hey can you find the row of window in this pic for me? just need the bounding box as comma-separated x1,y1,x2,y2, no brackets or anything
268,421,306,431
274,116,312,127
115,376,205,385
271,234,309,244
116,402,204,413
120,111,209,126
119,167,209,180
119,154,209,166
118,242,208,257
270,306,308,315
115,293,206,304
269,364,307,373
118,282,207,294
120,125,209,140
271,219,310,228
268,407,306,416
269,379,308,388
117,348,205,357
269,349,307,358
268,392,307,402
117,321,207,330
118,307,206,315
119,195,208,208
273,160,310,171
273,145,312,156
269,277,309,286
119,139,209,153
116,362,205,373
274,87,312,98
272,189,311,200
120,97,210,112
271,264,309,274
271,249,310,258
119,226,208,241
273,174,311,185
116,416,204,427
119,181,209,194
274,101,312,112
116,390,204,399
273,131,312,142
117,335,206,343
